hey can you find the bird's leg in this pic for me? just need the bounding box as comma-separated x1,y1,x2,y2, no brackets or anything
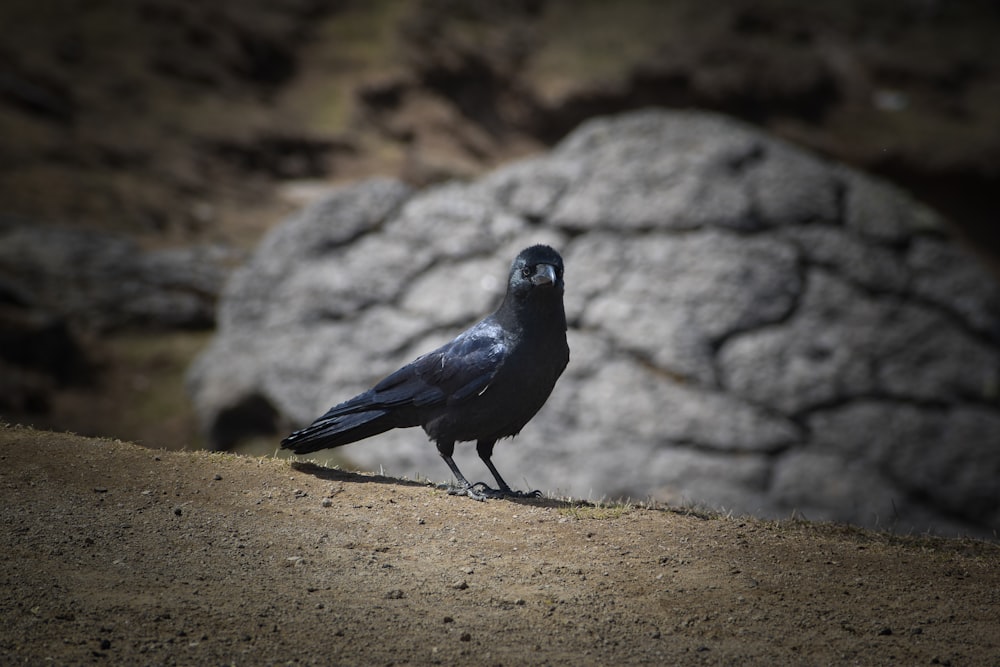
477,440,542,499
439,454,490,501
436,440,494,501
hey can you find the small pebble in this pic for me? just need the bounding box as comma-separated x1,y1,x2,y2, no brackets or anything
460,632,471,642
321,498,333,508
385,589,405,599
451,580,468,590
213,474,222,481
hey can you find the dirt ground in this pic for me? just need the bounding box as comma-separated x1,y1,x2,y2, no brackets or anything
3,424,998,666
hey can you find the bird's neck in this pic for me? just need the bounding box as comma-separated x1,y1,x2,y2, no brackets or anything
495,293,567,337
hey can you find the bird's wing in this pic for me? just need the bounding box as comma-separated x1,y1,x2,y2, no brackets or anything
370,318,508,409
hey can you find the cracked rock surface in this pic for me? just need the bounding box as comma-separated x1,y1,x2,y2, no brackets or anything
188,110,1000,538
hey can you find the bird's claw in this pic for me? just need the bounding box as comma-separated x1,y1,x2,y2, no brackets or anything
439,481,493,501
439,481,540,501
506,488,543,499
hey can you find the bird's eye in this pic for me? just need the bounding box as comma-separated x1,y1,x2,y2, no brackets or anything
521,266,533,278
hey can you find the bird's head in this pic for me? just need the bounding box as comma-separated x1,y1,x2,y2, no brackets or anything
495,244,567,336
507,244,565,299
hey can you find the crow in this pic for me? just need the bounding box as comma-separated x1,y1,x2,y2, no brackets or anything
281,244,570,500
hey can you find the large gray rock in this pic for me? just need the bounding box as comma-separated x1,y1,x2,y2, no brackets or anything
188,109,1000,538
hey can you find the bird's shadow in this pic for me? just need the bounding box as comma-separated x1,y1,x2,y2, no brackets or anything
290,461,426,487
289,461,574,509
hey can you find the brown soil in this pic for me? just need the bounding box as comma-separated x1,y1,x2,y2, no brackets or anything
3,424,998,666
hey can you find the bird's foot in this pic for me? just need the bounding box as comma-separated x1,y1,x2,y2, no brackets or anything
438,481,542,501
502,488,543,499
439,481,506,501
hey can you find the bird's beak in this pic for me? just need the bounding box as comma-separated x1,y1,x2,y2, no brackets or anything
531,263,558,287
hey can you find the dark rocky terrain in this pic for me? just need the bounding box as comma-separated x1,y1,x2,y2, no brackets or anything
3,3,1000,663
3,0,999,447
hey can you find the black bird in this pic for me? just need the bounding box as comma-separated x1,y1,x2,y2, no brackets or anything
281,244,570,500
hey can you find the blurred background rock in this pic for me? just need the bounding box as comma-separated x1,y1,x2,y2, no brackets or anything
2,0,998,536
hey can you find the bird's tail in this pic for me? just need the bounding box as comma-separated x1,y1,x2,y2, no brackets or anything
280,409,396,455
